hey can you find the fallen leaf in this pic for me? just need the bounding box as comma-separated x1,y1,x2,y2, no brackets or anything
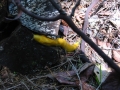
82,82,96,90
46,63,95,88
78,62,94,73
109,8,120,30
55,75,76,85
98,11,112,16
0,67,9,80
75,80,96,90
97,40,112,58
61,20,68,27
80,65,95,82
97,40,111,49
47,70,76,83
77,65,96,90
112,50,120,62
55,71,76,77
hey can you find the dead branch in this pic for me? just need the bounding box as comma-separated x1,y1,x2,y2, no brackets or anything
70,0,81,17
81,0,100,54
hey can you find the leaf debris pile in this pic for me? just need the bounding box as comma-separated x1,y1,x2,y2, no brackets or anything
0,0,120,90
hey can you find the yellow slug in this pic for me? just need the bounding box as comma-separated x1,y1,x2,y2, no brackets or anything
33,34,79,52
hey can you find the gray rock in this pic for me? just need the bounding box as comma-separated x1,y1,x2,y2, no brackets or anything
8,0,60,35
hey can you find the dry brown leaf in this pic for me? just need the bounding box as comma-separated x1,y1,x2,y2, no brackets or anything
0,67,9,80
82,82,96,90
97,40,111,48
46,63,95,88
79,63,94,73
112,50,120,62
98,11,112,16
61,20,68,26
80,65,95,82
55,75,76,85
54,71,76,78
75,80,96,90
97,40,112,58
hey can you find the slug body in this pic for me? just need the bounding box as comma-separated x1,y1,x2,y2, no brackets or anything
33,34,79,52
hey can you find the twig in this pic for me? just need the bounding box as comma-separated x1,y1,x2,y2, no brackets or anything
21,82,30,90
30,76,47,81
0,79,6,89
25,76,37,86
6,84,22,90
49,0,66,15
49,60,69,69
81,0,100,53
68,59,82,90
70,0,81,17
46,66,56,78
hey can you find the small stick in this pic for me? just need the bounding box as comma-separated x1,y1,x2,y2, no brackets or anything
81,0,100,53
21,82,30,90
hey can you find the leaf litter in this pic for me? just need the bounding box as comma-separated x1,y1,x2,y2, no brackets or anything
0,0,120,90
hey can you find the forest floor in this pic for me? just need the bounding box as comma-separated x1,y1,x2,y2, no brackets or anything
0,0,120,90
